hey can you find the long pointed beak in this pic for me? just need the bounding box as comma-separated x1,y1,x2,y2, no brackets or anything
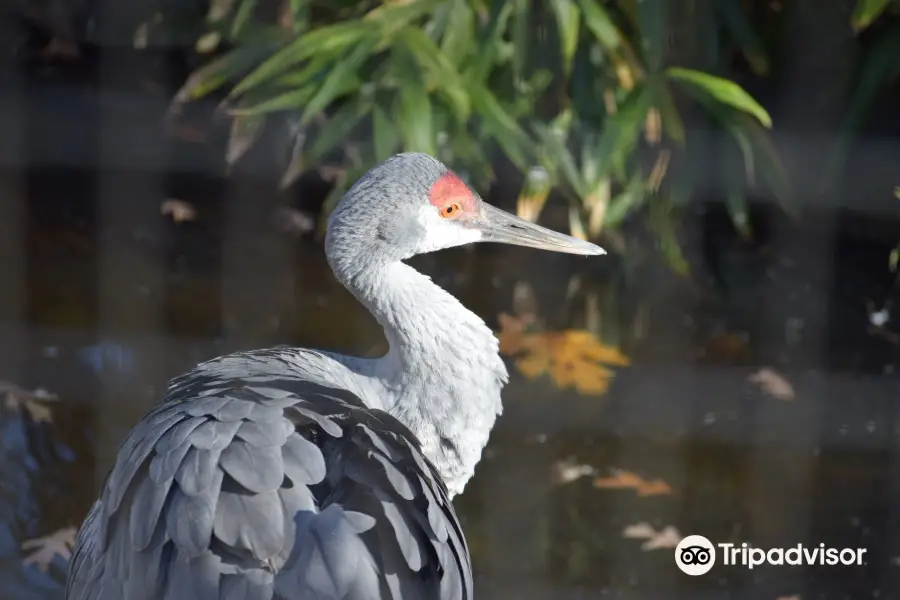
474,202,606,256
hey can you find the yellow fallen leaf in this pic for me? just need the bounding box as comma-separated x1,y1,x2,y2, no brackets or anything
496,312,629,396
515,354,549,379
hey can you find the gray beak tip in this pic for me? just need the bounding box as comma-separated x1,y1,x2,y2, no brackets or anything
586,244,607,256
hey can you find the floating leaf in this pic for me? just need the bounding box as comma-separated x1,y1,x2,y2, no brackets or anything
550,457,596,485
593,468,672,496
1,382,58,424
621,524,682,550
666,66,772,128
161,199,197,223
22,527,77,572
496,315,630,396
748,367,795,401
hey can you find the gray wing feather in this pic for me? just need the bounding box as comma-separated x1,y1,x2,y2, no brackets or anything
67,349,473,600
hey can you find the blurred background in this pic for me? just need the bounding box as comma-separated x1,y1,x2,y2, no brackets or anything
0,0,899,598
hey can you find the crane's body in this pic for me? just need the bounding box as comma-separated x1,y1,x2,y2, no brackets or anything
66,153,603,600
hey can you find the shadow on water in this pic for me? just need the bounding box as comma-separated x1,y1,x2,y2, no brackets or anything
2,164,900,600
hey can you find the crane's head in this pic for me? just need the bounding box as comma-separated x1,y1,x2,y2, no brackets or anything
326,153,604,269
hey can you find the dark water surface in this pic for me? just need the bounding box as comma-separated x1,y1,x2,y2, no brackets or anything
1,166,900,600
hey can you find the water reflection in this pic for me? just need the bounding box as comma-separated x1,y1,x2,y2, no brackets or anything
2,175,900,599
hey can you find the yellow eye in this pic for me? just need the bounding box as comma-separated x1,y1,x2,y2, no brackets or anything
440,202,462,219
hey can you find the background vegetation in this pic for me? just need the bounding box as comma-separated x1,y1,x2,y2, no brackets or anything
8,0,900,268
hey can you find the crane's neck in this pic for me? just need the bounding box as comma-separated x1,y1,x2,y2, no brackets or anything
334,259,508,496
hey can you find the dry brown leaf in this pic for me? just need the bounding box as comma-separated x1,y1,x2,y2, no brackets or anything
636,479,673,497
593,468,645,490
22,527,77,571
161,199,197,223
702,331,751,362
0,382,57,424
594,468,673,497
748,367,795,401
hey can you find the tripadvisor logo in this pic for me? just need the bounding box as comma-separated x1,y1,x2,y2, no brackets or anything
675,535,867,575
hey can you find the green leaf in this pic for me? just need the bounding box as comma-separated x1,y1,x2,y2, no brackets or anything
511,0,532,80
397,83,435,155
723,152,751,237
852,0,894,32
468,80,532,170
306,96,374,165
373,105,399,161
440,0,475,66
470,0,514,82
827,20,900,182
364,0,445,30
636,0,665,71
532,119,586,197
399,28,470,120
575,0,622,50
270,52,336,89
232,22,371,95
667,67,771,128
230,0,258,39
173,43,277,103
715,0,769,75
299,37,377,125
595,84,655,175
653,82,685,144
549,0,581,75
230,85,318,115
604,174,648,228
289,0,309,33
743,119,792,214
649,199,689,274
226,114,266,166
